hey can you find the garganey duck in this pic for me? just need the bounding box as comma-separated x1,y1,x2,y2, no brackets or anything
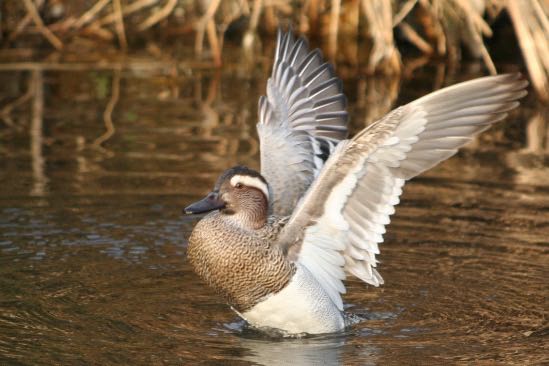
185,29,528,335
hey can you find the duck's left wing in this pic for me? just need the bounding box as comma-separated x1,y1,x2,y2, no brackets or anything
257,29,348,217
277,74,528,310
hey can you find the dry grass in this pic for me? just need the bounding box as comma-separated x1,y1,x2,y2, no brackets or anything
1,0,547,101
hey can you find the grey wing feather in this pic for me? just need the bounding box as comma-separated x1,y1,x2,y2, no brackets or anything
276,73,528,311
258,29,348,216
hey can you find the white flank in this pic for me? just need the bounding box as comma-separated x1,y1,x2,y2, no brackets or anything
240,264,345,334
230,175,270,199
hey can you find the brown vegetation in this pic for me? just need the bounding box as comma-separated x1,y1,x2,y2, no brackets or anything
0,0,547,101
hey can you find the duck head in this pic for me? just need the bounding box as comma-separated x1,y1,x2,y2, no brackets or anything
184,166,271,229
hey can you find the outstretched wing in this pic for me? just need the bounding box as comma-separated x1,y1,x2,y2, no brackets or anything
258,29,348,216
277,74,528,310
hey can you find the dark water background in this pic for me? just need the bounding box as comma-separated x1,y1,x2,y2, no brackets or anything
0,38,548,365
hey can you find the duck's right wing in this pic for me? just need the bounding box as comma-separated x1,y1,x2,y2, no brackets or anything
276,74,528,310
257,29,348,216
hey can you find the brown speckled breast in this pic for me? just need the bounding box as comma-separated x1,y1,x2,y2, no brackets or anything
187,213,295,312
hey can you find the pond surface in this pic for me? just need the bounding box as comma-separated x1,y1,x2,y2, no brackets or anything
0,42,548,365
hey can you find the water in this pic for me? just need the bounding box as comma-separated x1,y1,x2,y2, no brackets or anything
0,43,547,364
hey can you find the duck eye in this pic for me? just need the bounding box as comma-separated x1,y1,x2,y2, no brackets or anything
235,183,243,189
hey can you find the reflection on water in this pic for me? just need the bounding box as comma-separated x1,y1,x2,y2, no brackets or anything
29,70,48,197
238,336,348,366
0,43,547,364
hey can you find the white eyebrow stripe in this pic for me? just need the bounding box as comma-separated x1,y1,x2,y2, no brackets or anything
230,175,270,199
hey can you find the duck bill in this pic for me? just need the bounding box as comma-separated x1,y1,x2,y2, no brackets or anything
184,192,225,214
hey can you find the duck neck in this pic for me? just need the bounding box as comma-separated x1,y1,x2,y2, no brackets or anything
225,198,268,230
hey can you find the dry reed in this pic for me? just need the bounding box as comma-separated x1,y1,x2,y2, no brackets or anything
1,0,547,101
